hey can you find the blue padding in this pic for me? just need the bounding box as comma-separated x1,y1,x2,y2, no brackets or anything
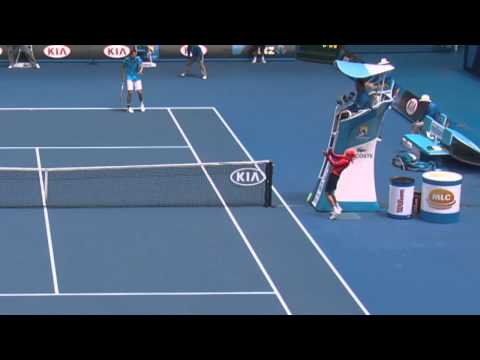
390,177,415,187
420,210,460,224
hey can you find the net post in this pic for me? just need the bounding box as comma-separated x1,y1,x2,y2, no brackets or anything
264,161,273,207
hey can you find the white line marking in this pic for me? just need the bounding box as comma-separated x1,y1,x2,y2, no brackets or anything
0,291,275,298
0,107,215,111
211,107,370,315
167,108,292,315
35,148,60,294
0,161,271,173
0,146,190,150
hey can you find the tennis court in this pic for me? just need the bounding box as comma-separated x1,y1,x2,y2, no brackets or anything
1,47,479,315
0,106,366,314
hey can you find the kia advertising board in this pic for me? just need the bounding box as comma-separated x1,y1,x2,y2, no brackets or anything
43,45,72,59
103,45,131,59
0,45,296,61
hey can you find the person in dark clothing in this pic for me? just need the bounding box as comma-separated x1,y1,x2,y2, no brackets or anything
420,94,441,121
7,45,40,69
412,94,444,134
324,148,357,220
351,79,373,112
180,45,207,80
369,58,395,98
251,45,266,64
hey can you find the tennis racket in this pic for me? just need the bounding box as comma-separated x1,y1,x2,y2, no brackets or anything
120,80,126,107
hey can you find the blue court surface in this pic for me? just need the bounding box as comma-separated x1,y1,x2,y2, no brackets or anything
0,50,478,315
0,107,365,315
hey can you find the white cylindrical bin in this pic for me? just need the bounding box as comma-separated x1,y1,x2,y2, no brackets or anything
388,177,415,219
421,171,463,224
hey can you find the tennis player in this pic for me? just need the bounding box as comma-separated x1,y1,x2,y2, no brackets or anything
180,45,207,80
121,48,145,113
324,148,357,220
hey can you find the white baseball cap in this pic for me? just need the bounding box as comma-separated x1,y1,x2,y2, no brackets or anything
419,94,432,103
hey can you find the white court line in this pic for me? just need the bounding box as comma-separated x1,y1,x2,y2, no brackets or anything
167,108,292,316
211,107,370,316
0,291,275,298
0,107,215,111
35,148,60,295
0,146,189,150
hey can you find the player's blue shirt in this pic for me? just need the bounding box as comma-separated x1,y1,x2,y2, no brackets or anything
123,56,142,81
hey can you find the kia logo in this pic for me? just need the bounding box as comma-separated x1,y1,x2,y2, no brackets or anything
230,168,266,187
180,45,208,57
104,45,130,59
43,45,71,59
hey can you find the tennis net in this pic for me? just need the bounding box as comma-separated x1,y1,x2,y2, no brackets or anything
0,161,273,208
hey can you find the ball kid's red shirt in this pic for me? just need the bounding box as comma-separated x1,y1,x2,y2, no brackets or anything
327,150,353,176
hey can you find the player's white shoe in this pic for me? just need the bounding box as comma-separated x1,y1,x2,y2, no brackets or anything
202,75,207,80
34,64,40,69
261,56,266,64
329,211,339,220
140,103,146,112
180,73,186,77
252,57,257,64
7,65,13,69
329,205,342,220
127,107,134,114
335,204,343,215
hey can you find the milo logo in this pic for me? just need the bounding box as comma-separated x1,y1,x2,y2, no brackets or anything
427,189,456,210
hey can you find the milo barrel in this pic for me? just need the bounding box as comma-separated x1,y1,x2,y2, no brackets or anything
420,171,463,223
